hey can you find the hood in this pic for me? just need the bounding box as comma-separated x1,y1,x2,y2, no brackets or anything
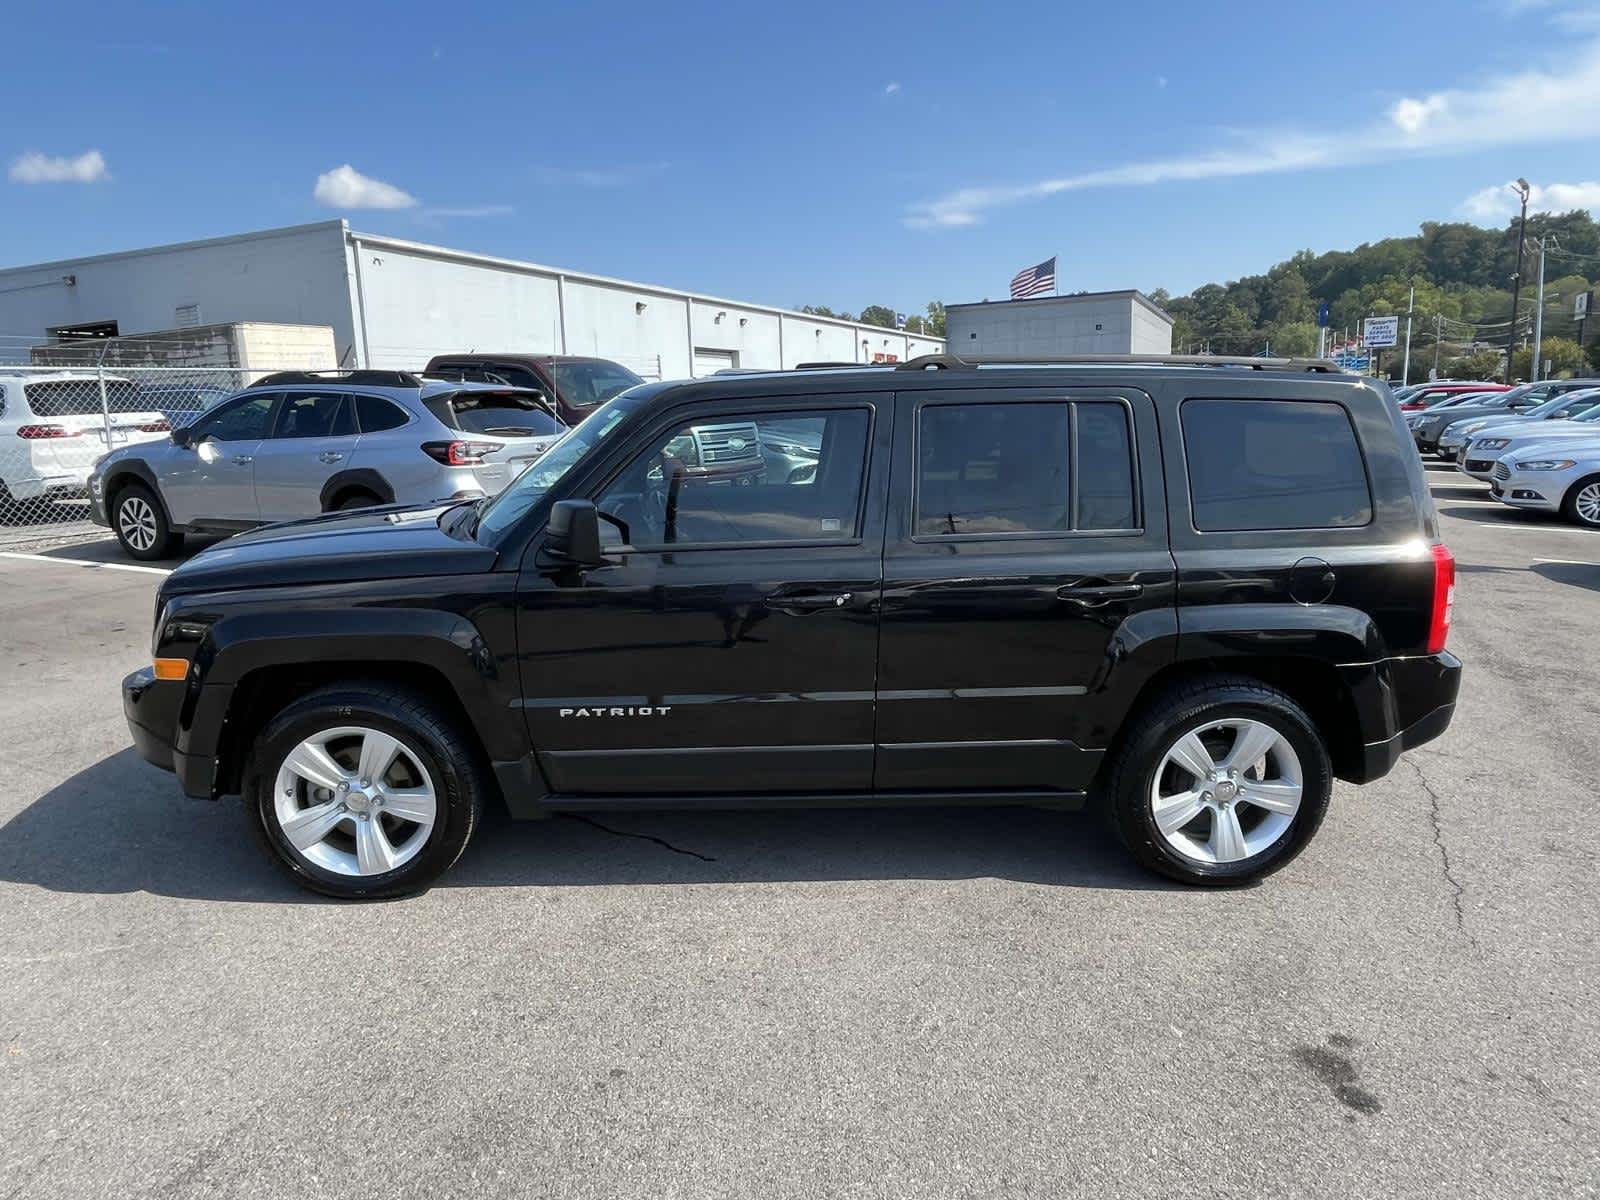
1503,424,1600,447
163,504,498,595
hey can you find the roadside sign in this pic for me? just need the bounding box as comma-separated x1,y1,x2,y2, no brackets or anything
1577,292,1591,320
1362,316,1399,348
1317,302,1330,328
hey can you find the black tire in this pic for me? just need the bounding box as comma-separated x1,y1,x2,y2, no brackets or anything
1560,474,1600,528
1103,676,1333,886
110,482,182,560
243,684,488,899
332,491,381,512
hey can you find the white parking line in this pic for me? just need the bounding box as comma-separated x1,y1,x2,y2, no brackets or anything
0,551,172,576
1535,558,1600,567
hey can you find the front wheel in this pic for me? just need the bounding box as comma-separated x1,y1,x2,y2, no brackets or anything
1561,474,1600,528
1104,677,1332,885
245,685,487,899
111,483,182,560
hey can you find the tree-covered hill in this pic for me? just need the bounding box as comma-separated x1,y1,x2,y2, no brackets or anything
1152,210,1600,380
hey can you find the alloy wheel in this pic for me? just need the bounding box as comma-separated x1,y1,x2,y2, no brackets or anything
272,725,438,876
1149,717,1303,865
1575,482,1600,526
117,495,158,552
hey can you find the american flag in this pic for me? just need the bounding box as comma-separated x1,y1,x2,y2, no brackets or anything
1009,256,1056,300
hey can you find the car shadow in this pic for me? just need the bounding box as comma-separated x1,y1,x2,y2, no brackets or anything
0,748,1177,903
1532,561,1600,592
1435,503,1582,530
36,533,226,568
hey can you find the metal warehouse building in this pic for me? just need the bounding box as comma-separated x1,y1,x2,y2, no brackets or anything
0,220,944,375
947,292,1172,358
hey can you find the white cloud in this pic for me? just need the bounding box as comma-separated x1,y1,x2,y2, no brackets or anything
1462,179,1600,220
1156,75,1168,89
313,164,418,210
9,150,109,185
906,36,1600,229
534,162,669,188
884,81,902,95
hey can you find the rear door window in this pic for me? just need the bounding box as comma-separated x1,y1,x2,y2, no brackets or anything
914,400,1138,536
1181,399,1372,531
272,392,354,439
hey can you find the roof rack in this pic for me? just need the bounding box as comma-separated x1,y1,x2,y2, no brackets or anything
250,369,424,388
894,353,1341,373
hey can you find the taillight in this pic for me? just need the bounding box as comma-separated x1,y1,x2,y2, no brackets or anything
136,418,171,433
422,440,503,466
1427,542,1455,653
15,424,81,439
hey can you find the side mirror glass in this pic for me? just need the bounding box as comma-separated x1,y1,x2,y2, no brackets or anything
545,499,606,567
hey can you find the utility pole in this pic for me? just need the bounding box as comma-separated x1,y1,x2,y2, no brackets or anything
1402,284,1414,385
1506,178,1531,383
1432,313,1442,379
1531,234,1554,381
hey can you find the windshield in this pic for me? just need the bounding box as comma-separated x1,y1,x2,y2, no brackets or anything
550,361,644,410
440,390,565,437
473,394,642,539
1532,392,1600,420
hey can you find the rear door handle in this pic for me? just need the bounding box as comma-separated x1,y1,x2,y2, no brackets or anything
769,591,852,613
1056,581,1143,605
318,451,345,464
230,455,254,466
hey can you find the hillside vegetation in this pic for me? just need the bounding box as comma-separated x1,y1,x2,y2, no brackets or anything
1153,210,1600,380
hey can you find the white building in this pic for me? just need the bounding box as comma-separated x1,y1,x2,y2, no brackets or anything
946,292,1172,358
0,220,944,376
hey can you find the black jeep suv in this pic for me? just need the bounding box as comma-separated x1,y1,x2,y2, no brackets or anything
123,355,1461,898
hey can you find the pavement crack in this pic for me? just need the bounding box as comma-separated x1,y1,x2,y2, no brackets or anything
560,814,717,862
1404,756,1477,950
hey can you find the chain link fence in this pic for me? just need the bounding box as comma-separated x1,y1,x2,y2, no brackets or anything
0,363,258,550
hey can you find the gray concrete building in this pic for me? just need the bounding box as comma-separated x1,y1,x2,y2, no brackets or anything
946,291,1173,358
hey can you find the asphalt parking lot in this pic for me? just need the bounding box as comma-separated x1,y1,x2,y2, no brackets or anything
2,465,1598,1199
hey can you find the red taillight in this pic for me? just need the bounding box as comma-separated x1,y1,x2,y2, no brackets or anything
1427,542,1455,653
15,424,81,439
136,418,171,433
421,440,502,466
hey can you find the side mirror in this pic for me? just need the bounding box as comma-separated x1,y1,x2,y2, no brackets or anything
545,499,606,567
171,426,195,449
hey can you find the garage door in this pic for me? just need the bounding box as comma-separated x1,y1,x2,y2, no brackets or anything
693,348,737,377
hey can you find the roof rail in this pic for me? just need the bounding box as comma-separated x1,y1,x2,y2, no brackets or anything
894,352,1342,373
249,369,424,388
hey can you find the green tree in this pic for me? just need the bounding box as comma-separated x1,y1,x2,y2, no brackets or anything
799,304,855,321
921,301,947,338
857,305,898,329
1587,339,1600,372
1446,350,1505,380
1513,337,1586,380
1265,321,1319,357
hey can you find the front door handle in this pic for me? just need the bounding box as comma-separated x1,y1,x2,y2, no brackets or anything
1056,581,1143,605
769,591,852,613
230,455,254,466
318,451,345,464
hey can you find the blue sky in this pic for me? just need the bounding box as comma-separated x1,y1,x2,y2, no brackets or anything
5,0,1600,313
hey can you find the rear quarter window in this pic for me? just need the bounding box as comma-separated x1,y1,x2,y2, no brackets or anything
1181,398,1373,532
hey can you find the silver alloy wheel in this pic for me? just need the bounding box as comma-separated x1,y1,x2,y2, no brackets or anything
1575,481,1600,526
272,725,438,877
1149,717,1303,865
117,495,158,552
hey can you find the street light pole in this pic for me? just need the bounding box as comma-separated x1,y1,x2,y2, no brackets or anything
1531,234,1555,381
1506,178,1531,383
1402,284,1414,385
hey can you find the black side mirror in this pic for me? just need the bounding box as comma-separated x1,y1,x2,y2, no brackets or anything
545,499,606,567
171,426,195,449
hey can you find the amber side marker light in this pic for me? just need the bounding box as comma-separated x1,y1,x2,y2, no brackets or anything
153,658,188,681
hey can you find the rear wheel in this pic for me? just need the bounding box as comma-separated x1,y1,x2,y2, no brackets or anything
245,684,486,899
1561,475,1600,528
332,490,381,512
1104,677,1332,885
111,483,182,560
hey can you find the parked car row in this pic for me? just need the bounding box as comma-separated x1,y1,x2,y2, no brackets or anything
86,353,822,559
1403,376,1600,528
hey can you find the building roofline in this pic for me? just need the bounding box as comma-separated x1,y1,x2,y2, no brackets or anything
947,289,1173,326
0,220,349,279
346,227,944,343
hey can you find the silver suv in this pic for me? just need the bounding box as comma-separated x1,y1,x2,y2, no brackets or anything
89,370,566,559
